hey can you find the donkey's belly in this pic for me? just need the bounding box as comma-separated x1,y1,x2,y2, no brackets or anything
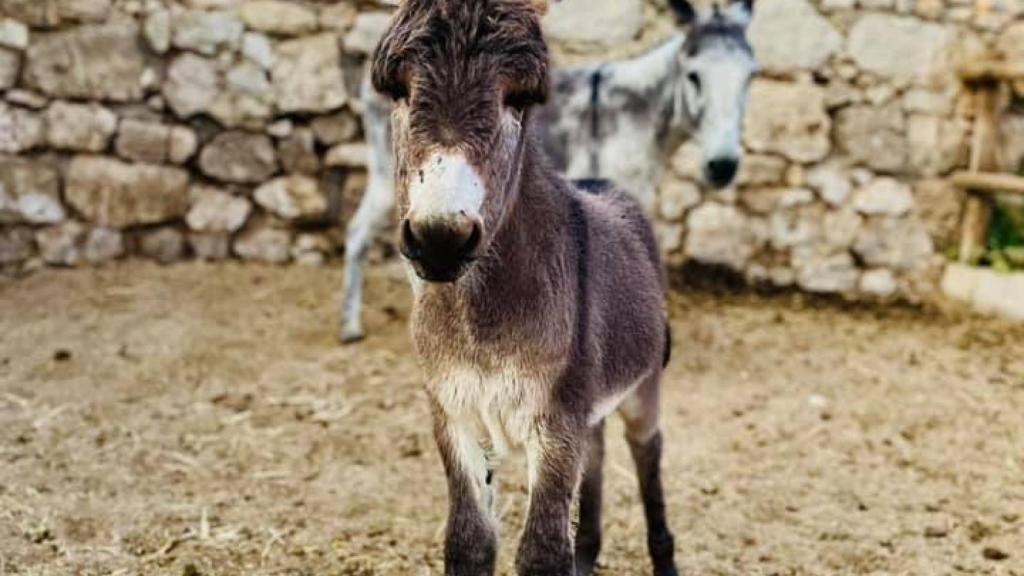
588,370,652,427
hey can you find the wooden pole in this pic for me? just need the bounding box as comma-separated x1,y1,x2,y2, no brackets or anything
959,60,1024,83
952,171,1024,195
958,83,1001,264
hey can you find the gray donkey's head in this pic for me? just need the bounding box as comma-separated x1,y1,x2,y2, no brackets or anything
671,0,757,188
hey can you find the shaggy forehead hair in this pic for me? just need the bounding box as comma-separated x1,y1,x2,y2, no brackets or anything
371,0,549,98
371,0,550,150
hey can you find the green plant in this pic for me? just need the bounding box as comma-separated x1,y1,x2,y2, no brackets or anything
985,197,1024,271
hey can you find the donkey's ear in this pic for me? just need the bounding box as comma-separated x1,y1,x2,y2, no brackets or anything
668,0,696,24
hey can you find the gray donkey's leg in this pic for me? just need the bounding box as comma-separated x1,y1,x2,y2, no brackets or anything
339,181,394,344
575,420,605,576
621,374,678,576
340,69,395,344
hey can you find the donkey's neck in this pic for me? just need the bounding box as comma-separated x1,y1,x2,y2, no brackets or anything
606,34,693,153
658,34,696,154
473,143,568,301
413,138,575,366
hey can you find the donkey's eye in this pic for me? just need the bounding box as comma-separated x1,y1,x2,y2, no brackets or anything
503,90,534,112
687,71,702,92
386,81,409,104
383,64,412,103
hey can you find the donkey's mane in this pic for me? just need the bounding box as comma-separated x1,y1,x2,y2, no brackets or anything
372,0,550,96
372,0,551,157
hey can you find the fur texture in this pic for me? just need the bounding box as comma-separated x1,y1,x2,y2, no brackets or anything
373,1,678,574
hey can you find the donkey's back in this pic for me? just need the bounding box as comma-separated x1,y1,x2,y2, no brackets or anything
573,178,664,281
565,178,668,416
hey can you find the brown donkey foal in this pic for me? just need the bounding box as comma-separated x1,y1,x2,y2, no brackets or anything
372,1,677,574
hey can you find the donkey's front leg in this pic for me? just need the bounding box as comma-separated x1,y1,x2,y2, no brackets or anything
517,421,584,576
433,409,498,576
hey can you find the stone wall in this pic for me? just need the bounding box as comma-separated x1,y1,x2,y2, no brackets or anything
0,0,385,269
0,0,1022,303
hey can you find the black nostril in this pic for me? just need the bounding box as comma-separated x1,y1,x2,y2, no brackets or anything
400,218,481,264
400,219,422,260
707,158,739,186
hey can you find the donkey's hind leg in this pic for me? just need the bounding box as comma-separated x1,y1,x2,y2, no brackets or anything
575,420,605,576
620,374,678,576
339,182,394,344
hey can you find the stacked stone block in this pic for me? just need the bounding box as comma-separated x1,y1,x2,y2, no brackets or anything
0,0,385,270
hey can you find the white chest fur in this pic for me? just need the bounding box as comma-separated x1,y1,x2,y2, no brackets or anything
435,366,543,470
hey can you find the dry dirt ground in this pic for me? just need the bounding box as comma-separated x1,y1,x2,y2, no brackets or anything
1,262,1022,576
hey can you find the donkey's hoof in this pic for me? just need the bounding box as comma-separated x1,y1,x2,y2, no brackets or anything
654,566,679,576
338,326,366,345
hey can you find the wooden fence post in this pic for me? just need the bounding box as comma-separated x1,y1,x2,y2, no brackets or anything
958,82,1001,263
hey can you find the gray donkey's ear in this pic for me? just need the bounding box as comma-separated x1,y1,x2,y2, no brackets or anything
668,0,696,24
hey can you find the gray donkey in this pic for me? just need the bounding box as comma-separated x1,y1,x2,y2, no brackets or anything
340,0,758,343
373,0,679,574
